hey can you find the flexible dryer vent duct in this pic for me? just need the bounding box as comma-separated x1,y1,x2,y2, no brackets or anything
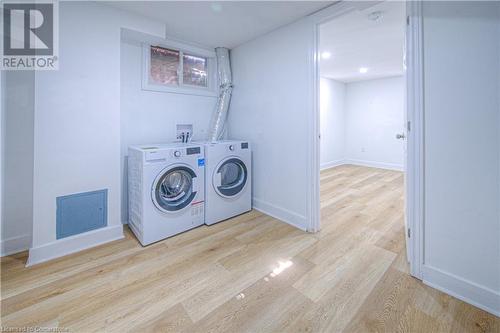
208,47,233,142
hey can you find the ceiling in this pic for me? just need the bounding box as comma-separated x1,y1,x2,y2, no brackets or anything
105,1,333,49
320,1,405,83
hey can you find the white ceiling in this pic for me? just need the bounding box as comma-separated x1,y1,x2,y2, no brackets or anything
320,1,405,83
105,1,333,49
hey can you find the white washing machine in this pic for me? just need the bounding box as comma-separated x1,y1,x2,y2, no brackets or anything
128,143,205,245
204,140,252,225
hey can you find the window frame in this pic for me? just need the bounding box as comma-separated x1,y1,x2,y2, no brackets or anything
142,42,217,97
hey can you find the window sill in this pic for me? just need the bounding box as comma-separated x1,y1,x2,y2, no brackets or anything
142,82,218,97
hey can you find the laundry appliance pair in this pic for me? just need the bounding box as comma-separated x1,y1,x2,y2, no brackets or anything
128,140,251,245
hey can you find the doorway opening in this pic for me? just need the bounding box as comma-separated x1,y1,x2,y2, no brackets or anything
317,1,411,274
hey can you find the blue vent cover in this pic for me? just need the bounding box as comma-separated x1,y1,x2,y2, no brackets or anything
56,189,108,239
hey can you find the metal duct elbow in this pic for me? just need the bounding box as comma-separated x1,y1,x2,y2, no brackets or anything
207,47,233,142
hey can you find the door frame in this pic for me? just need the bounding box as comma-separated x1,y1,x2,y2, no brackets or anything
307,0,424,279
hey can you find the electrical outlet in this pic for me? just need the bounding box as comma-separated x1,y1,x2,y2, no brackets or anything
176,124,193,143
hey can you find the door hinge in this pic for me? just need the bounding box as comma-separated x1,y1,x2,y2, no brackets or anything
407,121,411,132
407,16,410,26
407,228,411,238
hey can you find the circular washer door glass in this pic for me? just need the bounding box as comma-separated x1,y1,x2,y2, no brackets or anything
154,166,196,212
215,158,247,197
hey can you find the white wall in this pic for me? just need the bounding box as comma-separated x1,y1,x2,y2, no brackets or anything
228,18,314,230
29,2,166,264
1,72,35,256
422,1,500,315
120,41,216,223
320,76,404,171
344,76,404,170
320,78,345,169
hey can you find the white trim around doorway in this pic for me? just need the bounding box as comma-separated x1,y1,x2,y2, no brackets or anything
405,0,425,280
307,0,424,280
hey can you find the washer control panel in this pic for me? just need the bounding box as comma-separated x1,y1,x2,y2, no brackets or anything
186,147,201,155
142,145,203,162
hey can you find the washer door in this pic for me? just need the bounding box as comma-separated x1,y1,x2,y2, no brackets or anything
152,166,197,213
213,158,248,198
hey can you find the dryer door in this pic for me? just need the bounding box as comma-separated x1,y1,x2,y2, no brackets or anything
213,157,248,198
152,165,197,213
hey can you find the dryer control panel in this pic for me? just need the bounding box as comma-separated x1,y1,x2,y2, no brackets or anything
224,142,249,152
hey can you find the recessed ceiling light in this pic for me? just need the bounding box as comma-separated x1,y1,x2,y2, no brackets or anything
210,3,222,12
321,51,332,60
359,67,369,74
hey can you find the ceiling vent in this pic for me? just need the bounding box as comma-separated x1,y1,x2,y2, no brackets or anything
368,11,383,21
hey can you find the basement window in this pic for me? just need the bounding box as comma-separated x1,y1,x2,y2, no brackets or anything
143,43,216,96
150,46,180,85
183,53,208,87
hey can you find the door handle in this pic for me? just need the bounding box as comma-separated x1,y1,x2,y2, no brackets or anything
396,133,406,140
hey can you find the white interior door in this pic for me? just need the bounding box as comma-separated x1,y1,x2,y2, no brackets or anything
400,98,410,262
402,6,412,266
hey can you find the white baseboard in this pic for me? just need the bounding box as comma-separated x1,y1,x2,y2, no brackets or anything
344,158,404,171
27,224,124,267
320,159,346,170
423,265,500,317
253,198,308,232
1,234,31,257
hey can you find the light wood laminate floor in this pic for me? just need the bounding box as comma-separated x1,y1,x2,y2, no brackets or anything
1,165,498,332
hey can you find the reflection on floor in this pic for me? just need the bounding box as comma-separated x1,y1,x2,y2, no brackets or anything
1,165,498,332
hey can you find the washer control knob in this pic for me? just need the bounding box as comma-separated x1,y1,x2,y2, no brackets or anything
229,145,235,151
174,150,181,157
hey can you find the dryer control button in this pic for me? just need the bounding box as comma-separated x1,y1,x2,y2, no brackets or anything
229,145,235,151
174,150,181,157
